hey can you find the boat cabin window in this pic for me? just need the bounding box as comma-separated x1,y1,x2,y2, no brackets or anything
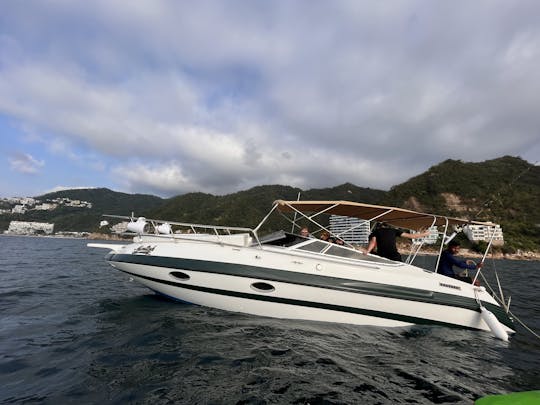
259,232,395,264
295,239,397,264
258,231,308,247
324,245,394,264
325,245,359,258
296,240,327,253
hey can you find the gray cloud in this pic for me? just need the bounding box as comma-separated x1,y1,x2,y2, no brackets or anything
8,152,44,174
1,0,539,196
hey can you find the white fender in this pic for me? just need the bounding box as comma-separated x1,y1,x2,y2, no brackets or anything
157,223,172,234
480,306,509,341
127,217,148,234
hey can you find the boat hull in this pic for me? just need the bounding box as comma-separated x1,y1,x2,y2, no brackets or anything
105,242,515,334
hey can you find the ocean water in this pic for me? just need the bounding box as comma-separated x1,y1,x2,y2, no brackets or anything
1,235,539,404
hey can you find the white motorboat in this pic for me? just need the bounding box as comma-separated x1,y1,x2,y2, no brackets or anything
89,200,515,340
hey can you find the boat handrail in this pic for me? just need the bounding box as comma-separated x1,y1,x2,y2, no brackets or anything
104,214,254,233
103,214,260,247
103,200,497,277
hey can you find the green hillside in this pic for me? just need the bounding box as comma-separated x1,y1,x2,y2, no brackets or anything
0,188,164,232
384,156,540,251
147,183,386,233
38,188,164,214
1,156,538,252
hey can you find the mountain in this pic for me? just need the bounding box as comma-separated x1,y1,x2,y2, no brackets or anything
1,156,538,251
0,188,164,232
0,184,384,234
38,187,164,215
384,156,540,251
146,183,386,233
147,157,539,250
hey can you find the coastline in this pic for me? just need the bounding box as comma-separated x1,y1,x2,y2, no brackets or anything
1,232,130,242
89,234,538,260
422,248,540,262
2,233,539,261
396,242,540,262
86,232,131,241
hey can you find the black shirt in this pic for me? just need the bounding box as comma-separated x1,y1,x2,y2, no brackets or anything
369,227,403,261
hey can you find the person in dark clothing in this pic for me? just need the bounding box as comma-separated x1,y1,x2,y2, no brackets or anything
437,240,482,281
365,222,429,261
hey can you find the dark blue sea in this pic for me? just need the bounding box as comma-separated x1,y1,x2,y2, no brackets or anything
1,235,539,404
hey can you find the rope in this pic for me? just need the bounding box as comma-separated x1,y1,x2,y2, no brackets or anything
509,309,540,340
478,260,540,341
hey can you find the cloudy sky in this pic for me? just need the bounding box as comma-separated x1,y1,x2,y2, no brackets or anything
1,1,539,198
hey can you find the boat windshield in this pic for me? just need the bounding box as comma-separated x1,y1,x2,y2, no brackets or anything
295,239,396,264
259,231,396,264
258,230,308,247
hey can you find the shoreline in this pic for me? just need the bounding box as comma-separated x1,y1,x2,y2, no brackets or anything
410,247,540,262
395,242,540,262
2,232,539,261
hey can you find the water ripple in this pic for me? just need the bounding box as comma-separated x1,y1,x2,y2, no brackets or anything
0,235,539,404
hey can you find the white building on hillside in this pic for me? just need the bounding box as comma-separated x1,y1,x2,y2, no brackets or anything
6,221,54,235
329,216,441,246
34,203,58,211
464,224,504,245
12,205,27,214
412,226,439,245
329,215,371,244
111,221,129,234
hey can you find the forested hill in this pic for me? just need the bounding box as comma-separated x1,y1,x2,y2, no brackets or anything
38,188,164,214
1,156,538,251
384,156,539,250
146,183,386,231
148,156,538,249
0,184,384,234
0,188,164,233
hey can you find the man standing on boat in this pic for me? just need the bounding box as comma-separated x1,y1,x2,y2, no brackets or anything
365,222,429,261
437,240,482,281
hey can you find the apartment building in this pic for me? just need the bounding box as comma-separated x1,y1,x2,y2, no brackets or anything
329,215,371,244
464,224,504,245
6,221,54,235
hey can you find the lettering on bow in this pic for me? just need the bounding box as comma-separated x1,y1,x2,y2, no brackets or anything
133,245,156,255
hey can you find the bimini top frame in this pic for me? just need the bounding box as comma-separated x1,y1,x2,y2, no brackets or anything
271,199,499,273
273,200,495,231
